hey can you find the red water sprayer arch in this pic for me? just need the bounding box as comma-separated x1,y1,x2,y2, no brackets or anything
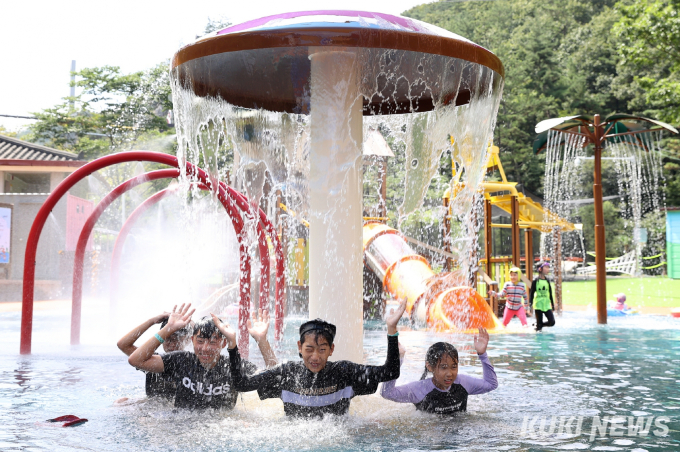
21,151,284,355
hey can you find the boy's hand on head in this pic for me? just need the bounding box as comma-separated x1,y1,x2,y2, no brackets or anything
247,308,270,343
151,312,171,324
385,298,407,335
211,313,237,349
474,327,489,355
165,304,195,334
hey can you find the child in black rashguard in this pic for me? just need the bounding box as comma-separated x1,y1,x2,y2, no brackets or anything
229,299,408,418
117,312,193,400
127,304,277,409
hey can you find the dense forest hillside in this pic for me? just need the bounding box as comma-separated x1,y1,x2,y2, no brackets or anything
403,0,680,205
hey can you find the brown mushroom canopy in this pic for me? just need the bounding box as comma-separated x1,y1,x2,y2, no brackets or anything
171,11,504,115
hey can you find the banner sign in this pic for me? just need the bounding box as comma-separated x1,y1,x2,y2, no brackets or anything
0,206,11,264
66,194,94,251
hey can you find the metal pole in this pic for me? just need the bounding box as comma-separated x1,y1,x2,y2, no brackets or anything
511,196,521,267
380,157,388,220
484,198,496,314
524,229,534,281
553,226,563,315
442,196,452,271
592,114,607,324
69,60,76,108
484,199,493,279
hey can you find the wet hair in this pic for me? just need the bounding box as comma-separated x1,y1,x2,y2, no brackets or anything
192,317,225,340
159,318,193,338
420,342,459,380
299,319,336,346
300,330,335,348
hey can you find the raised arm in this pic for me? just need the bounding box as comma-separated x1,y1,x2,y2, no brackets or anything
456,327,498,394
372,298,407,381
348,299,407,393
455,353,498,395
498,282,509,298
128,304,194,373
381,377,434,403
489,282,509,298
247,308,278,367
117,312,169,356
228,345,283,394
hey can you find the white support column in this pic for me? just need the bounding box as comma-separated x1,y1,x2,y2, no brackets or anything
309,48,364,362
49,172,65,193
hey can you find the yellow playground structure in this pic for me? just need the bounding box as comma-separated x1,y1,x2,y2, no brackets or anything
444,145,576,316
280,143,576,331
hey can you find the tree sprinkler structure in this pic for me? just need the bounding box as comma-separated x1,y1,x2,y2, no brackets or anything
534,114,678,324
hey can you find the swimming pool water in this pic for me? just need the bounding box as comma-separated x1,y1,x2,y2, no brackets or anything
1,305,678,451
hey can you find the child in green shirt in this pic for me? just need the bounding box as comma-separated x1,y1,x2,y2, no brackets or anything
529,262,555,332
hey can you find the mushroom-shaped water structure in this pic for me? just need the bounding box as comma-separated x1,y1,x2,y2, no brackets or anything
171,10,504,361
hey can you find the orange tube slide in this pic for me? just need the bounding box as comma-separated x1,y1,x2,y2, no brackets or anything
363,222,502,332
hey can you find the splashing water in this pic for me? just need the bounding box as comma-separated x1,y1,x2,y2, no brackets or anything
541,129,588,262
541,128,666,276
169,41,503,358
608,131,666,275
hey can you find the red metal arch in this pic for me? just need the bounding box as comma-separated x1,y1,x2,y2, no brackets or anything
96,184,272,360
218,183,286,339
71,171,282,350
21,151,253,354
71,169,181,345
108,183,270,355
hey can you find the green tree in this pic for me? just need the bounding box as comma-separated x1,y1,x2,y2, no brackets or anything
579,201,632,256
203,16,232,34
614,0,680,124
28,62,174,160
405,0,621,196
0,125,18,138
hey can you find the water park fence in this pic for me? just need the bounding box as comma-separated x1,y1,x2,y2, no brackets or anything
668,209,680,279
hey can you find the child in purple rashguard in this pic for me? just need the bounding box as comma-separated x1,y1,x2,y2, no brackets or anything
380,328,497,415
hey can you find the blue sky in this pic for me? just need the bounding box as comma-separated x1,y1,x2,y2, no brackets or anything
0,0,430,131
